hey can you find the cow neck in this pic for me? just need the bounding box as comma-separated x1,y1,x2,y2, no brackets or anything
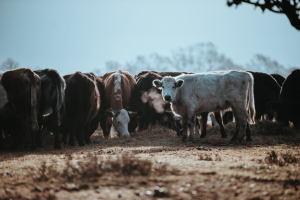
112,73,123,112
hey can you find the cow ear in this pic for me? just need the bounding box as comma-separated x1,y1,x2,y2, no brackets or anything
105,110,115,118
176,79,184,88
153,79,162,88
127,111,137,118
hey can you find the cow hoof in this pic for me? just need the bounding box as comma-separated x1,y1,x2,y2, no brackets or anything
188,137,194,143
122,134,130,138
181,136,187,142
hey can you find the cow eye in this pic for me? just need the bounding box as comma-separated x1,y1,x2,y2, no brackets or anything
172,86,175,89
162,86,164,89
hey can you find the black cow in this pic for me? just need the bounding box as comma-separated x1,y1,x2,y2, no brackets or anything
248,71,281,120
34,69,65,149
269,69,300,128
62,72,100,146
270,73,285,87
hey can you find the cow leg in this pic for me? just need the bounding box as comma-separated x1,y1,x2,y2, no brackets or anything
246,122,252,141
255,111,262,121
194,117,200,136
35,116,43,147
232,106,248,143
68,123,75,146
100,117,109,138
230,109,240,143
77,121,85,146
214,112,227,138
181,117,188,142
106,117,112,138
84,121,91,144
188,115,196,142
200,112,208,138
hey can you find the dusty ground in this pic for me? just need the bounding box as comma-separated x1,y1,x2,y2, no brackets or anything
0,121,300,200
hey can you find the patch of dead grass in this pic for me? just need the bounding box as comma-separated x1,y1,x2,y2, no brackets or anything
262,150,300,166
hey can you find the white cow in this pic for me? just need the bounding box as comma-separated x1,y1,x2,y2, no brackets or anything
153,70,255,143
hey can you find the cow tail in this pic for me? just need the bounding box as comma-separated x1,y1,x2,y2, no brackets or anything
47,70,65,126
28,71,40,132
248,73,255,123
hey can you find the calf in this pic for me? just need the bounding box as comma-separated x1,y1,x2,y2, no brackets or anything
63,72,100,146
103,70,137,137
34,69,65,149
269,69,300,128
153,71,255,142
136,71,226,138
1,68,41,149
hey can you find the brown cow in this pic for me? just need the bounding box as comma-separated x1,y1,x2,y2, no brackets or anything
62,72,100,146
103,70,137,137
1,68,41,149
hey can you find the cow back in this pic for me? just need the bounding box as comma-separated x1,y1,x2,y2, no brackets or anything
103,70,136,110
279,69,300,102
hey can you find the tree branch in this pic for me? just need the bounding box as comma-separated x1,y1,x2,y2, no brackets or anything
227,0,300,30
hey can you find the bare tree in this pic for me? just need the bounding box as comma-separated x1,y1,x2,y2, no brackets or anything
227,0,300,30
246,54,296,76
1,58,19,71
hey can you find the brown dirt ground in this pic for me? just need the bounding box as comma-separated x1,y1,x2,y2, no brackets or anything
1,121,300,200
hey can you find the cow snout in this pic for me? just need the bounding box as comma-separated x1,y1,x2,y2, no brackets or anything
164,95,172,102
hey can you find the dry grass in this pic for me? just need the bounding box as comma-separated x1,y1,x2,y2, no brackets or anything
1,122,300,199
262,150,300,166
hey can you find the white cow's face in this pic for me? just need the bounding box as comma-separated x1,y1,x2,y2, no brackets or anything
152,77,184,103
106,109,137,137
141,87,166,113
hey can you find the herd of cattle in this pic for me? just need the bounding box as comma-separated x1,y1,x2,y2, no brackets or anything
0,68,299,150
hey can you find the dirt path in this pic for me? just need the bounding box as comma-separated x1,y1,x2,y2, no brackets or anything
0,122,300,200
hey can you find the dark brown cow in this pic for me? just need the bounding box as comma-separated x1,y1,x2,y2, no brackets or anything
103,70,137,137
62,72,100,146
1,68,41,149
83,73,107,141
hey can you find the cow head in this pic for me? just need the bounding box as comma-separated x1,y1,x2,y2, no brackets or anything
105,109,137,137
268,101,300,127
153,77,184,103
140,87,166,113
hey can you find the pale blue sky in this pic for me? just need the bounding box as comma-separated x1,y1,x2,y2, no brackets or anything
0,0,299,75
